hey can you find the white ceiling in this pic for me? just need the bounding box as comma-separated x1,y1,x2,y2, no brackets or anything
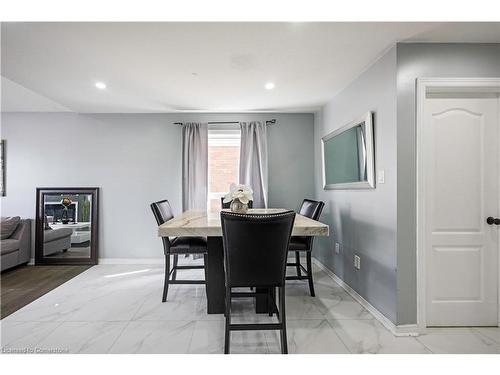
1,22,499,113
1,77,72,112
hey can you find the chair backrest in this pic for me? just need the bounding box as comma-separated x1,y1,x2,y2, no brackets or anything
297,199,324,250
221,210,296,288
150,199,174,226
299,199,325,221
221,197,253,209
150,200,174,254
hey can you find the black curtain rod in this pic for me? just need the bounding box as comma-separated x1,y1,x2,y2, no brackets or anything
173,119,276,126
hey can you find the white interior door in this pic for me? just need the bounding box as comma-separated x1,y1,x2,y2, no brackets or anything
424,96,499,326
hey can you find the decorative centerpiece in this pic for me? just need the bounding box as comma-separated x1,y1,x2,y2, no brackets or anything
223,183,253,213
61,197,72,224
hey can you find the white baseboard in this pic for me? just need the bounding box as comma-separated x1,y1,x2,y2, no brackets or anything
312,257,419,337
98,256,204,265
28,257,200,265
98,258,165,264
27,257,165,265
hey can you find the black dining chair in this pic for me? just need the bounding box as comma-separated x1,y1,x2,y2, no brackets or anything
150,200,208,302
221,210,296,354
220,197,253,209
286,199,325,297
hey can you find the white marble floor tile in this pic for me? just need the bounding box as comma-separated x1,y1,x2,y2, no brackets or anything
109,320,196,354
330,319,430,354
416,328,500,354
228,297,257,316
188,320,270,354
314,292,373,320
228,329,269,354
4,264,499,355
35,321,127,354
284,296,325,319
266,319,350,354
472,327,500,344
188,320,224,354
132,292,200,321
284,282,312,297
3,271,154,323
3,293,82,322
62,266,165,295
194,296,225,321
62,290,151,322
1,321,61,349
230,311,280,325
285,281,344,298
167,284,206,299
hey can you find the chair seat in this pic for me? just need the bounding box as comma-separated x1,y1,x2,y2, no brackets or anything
288,236,310,251
170,236,207,254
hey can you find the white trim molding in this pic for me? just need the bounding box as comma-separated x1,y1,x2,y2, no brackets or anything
312,257,419,337
97,257,204,265
29,257,167,265
416,77,500,330
98,258,165,265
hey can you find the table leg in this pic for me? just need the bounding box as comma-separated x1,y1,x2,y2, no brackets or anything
206,236,225,314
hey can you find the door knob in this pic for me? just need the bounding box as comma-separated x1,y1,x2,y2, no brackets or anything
486,217,500,225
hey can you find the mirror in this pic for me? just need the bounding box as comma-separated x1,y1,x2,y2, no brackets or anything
35,187,99,265
321,112,375,189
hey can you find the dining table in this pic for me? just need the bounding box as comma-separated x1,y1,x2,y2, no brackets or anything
157,208,329,314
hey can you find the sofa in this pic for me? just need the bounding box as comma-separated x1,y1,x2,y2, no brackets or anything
1,218,31,272
43,227,72,256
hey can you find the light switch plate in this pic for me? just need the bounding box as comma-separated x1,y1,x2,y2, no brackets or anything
377,170,385,184
335,242,340,254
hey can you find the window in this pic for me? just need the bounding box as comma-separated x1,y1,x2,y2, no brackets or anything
207,128,241,211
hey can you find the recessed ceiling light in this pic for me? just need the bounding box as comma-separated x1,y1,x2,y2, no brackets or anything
264,82,275,90
95,82,107,90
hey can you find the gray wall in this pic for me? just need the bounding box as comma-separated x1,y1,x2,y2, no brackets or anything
396,43,500,324
0,112,314,259
314,43,500,326
314,47,399,323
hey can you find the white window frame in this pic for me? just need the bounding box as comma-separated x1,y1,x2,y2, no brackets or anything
207,127,241,209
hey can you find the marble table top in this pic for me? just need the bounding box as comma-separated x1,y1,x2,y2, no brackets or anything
158,208,329,237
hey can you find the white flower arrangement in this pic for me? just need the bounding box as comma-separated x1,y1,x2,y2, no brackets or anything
222,183,253,205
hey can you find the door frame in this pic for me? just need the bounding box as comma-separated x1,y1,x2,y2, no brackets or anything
416,77,500,331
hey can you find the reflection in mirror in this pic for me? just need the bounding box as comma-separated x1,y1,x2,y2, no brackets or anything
321,112,375,189
43,194,92,258
36,187,98,265
323,125,367,184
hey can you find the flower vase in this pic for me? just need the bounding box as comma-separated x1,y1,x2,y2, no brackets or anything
230,198,248,214
61,208,70,224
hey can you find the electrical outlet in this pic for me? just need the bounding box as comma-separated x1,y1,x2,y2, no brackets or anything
335,242,340,254
354,255,361,270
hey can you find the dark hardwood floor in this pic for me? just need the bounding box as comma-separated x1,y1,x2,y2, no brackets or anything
1,264,92,319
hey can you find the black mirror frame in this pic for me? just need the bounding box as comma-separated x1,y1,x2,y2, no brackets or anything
35,187,99,265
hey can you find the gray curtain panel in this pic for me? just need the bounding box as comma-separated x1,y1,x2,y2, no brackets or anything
182,122,208,211
239,121,268,208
